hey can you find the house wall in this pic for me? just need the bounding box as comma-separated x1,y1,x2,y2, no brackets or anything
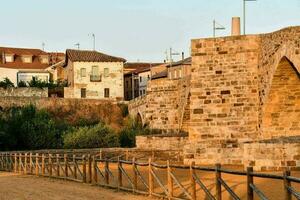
0,87,48,97
0,67,18,86
138,70,150,96
168,64,191,79
64,60,124,100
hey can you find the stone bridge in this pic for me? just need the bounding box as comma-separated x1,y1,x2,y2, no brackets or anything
129,26,300,169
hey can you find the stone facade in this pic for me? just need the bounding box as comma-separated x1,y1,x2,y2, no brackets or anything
129,26,300,170
0,87,48,98
136,135,188,151
129,76,190,133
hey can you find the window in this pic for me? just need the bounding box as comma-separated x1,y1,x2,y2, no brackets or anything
179,69,182,78
147,75,150,80
104,88,110,98
140,91,142,96
92,66,99,75
174,70,177,79
104,68,109,77
140,76,142,82
22,56,32,63
5,55,13,62
143,90,146,94
169,71,172,79
80,68,86,77
90,66,101,81
81,88,86,98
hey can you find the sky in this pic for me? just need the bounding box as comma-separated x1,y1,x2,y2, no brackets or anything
0,0,300,62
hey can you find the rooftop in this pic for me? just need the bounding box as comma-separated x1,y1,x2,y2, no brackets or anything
66,49,126,63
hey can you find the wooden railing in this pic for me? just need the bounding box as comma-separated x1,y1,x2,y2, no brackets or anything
1,152,300,200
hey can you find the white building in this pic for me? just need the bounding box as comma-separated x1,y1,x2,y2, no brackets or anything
64,49,126,100
0,47,64,86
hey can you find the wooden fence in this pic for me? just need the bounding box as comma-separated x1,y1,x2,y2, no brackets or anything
0,152,300,200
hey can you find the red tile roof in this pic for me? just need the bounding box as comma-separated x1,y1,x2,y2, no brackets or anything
166,57,191,68
124,62,163,75
0,47,52,70
66,49,126,63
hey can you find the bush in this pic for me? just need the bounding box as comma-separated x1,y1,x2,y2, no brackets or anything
0,77,14,88
63,123,119,149
117,103,129,117
0,105,67,150
17,80,27,87
118,117,154,148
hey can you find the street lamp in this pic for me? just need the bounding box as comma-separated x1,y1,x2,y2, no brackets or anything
213,20,226,38
243,0,257,35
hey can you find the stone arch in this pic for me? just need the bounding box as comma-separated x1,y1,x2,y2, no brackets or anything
261,56,300,139
136,112,143,126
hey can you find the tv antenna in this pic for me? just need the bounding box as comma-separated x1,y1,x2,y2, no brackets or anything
213,20,226,38
75,43,80,50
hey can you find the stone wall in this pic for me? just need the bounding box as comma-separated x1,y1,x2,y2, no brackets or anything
190,35,260,142
0,87,48,98
185,138,300,171
128,76,190,133
0,97,123,127
136,135,188,151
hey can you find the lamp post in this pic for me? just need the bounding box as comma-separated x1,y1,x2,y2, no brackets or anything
213,20,226,38
243,0,257,35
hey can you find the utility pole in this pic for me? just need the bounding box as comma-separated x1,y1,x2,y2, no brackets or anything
92,34,95,51
89,33,96,51
243,0,257,35
169,47,180,66
213,20,226,38
42,42,45,51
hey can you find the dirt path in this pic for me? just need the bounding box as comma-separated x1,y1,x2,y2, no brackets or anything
0,172,153,200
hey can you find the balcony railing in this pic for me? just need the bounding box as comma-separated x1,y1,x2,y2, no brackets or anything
90,75,101,82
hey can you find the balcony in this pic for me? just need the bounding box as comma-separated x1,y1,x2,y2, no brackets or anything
90,75,101,82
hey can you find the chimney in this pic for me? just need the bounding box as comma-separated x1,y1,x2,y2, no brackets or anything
231,17,241,36
181,52,185,60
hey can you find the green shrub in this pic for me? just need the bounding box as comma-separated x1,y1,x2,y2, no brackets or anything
0,77,14,88
0,105,67,150
63,123,119,149
117,103,129,117
17,81,27,87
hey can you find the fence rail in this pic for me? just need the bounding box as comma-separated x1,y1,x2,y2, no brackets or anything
0,152,299,200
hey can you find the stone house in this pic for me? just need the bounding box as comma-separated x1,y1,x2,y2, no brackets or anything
124,63,162,101
63,49,126,100
167,57,191,79
0,47,64,86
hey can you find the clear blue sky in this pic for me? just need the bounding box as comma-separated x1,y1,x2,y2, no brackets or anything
0,0,299,62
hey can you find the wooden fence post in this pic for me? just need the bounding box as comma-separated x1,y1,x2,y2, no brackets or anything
148,158,154,197
118,157,122,190
49,154,53,177
24,153,28,175
35,153,39,176
99,149,103,160
73,154,77,179
82,155,87,183
19,153,22,173
167,160,173,199
29,153,33,174
105,159,109,185
56,154,60,177
247,167,254,200
64,154,68,178
93,156,97,184
42,154,45,176
126,150,129,161
132,157,137,192
88,154,92,183
283,168,292,200
14,153,18,173
190,161,196,200
216,163,222,200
